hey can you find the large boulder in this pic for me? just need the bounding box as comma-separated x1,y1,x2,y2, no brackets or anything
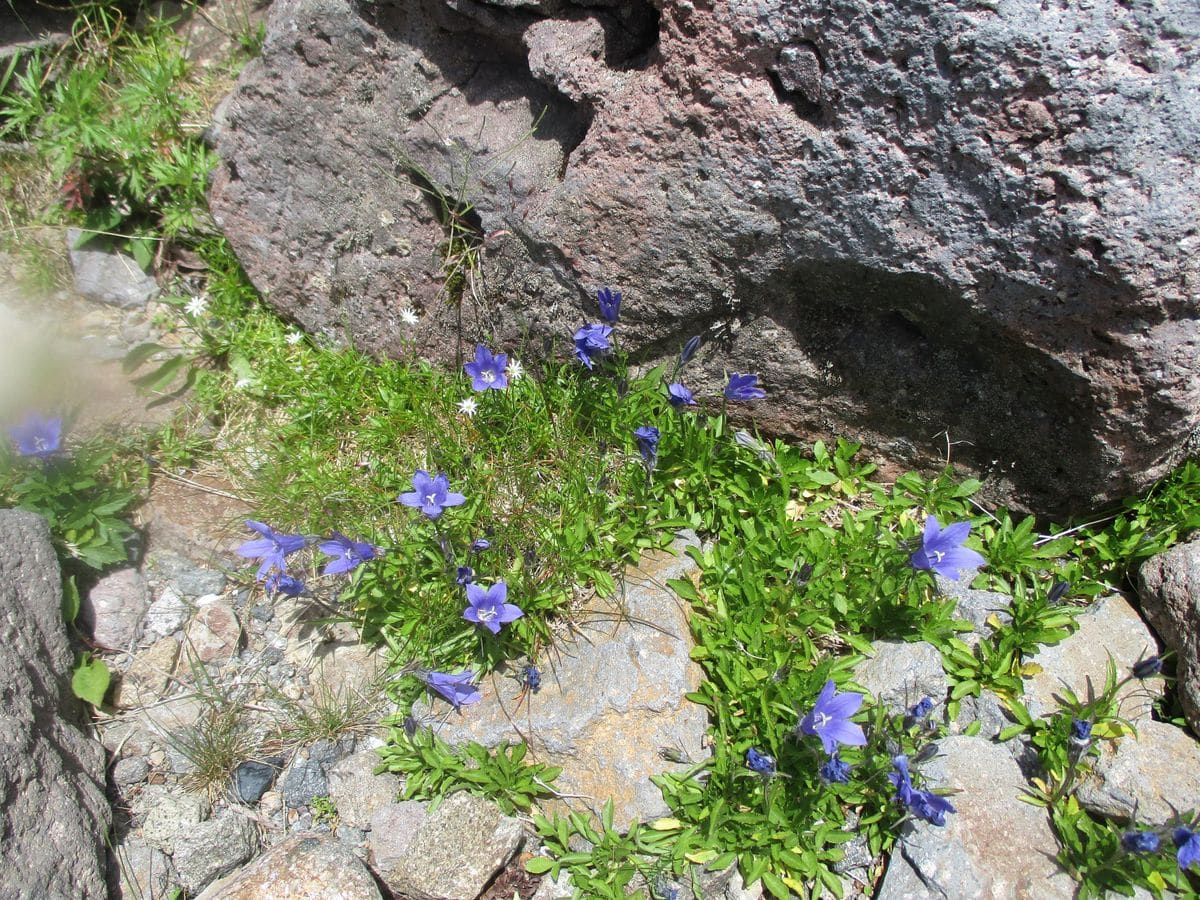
209,0,1200,513
0,510,111,898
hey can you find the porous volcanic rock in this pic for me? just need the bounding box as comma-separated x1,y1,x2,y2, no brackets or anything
209,0,1200,514
0,510,111,899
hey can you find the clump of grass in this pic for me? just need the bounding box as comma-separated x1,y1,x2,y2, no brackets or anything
271,672,389,750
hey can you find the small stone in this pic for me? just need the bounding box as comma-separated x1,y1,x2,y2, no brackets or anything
146,551,224,596
233,759,281,805
327,750,401,829
137,785,211,855
113,756,151,786
172,809,259,895
193,833,382,900
113,636,180,709
81,568,150,650
283,756,329,809
67,227,159,308
250,603,274,622
196,592,223,607
142,587,192,642
260,791,283,815
184,602,243,663
335,824,365,846
116,836,174,900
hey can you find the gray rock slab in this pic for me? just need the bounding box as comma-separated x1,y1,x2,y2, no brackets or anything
1024,594,1164,723
425,533,708,829
1075,719,1200,826
374,792,523,900
327,750,401,829
853,640,948,714
937,576,1014,643
0,509,111,899
80,566,150,650
172,809,260,895
367,801,430,874
67,227,159,308
196,832,382,899
877,735,1075,899
146,550,229,597
1138,538,1200,736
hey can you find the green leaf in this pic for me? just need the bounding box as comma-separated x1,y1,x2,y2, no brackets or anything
72,655,110,706
122,341,168,373
524,857,555,875
132,354,190,393
62,576,80,624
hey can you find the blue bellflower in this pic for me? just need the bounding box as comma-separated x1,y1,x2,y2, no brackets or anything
236,520,308,580
521,664,542,693
1132,654,1164,679
725,373,765,401
1121,831,1161,854
471,538,491,552
596,287,622,324
820,754,852,785
573,323,613,369
798,679,868,755
398,470,466,519
265,572,305,597
745,747,776,777
679,335,701,365
464,344,509,391
889,755,957,826
418,670,481,711
9,413,62,458
634,426,660,470
910,515,986,581
667,383,695,408
456,565,474,586
318,532,380,575
1175,827,1200,870
464,580,524,635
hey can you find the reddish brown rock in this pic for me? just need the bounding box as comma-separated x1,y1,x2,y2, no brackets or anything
210,0,1200,514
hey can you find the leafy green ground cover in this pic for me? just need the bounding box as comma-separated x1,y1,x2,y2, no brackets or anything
2,5,1199,898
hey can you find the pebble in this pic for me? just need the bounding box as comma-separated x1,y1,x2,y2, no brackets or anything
113,755,151,786
233,760,279,805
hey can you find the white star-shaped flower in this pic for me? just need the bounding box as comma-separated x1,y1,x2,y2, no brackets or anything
185,294,208,317
400,307,419,326
457,397,478,417
285,330,304,345
507,359,524,381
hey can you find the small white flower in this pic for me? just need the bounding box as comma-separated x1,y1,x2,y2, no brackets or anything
285,330,304,345
184,294,208,317
400,307,419,326
457,398,478,417
507,359,524,381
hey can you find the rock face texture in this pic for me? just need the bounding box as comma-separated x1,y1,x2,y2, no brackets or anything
209,0,1200,513
0,510,111,899
1138,538,1200,735
418,533,708,830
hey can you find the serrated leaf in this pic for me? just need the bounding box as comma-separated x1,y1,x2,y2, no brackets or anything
72,656,110,706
